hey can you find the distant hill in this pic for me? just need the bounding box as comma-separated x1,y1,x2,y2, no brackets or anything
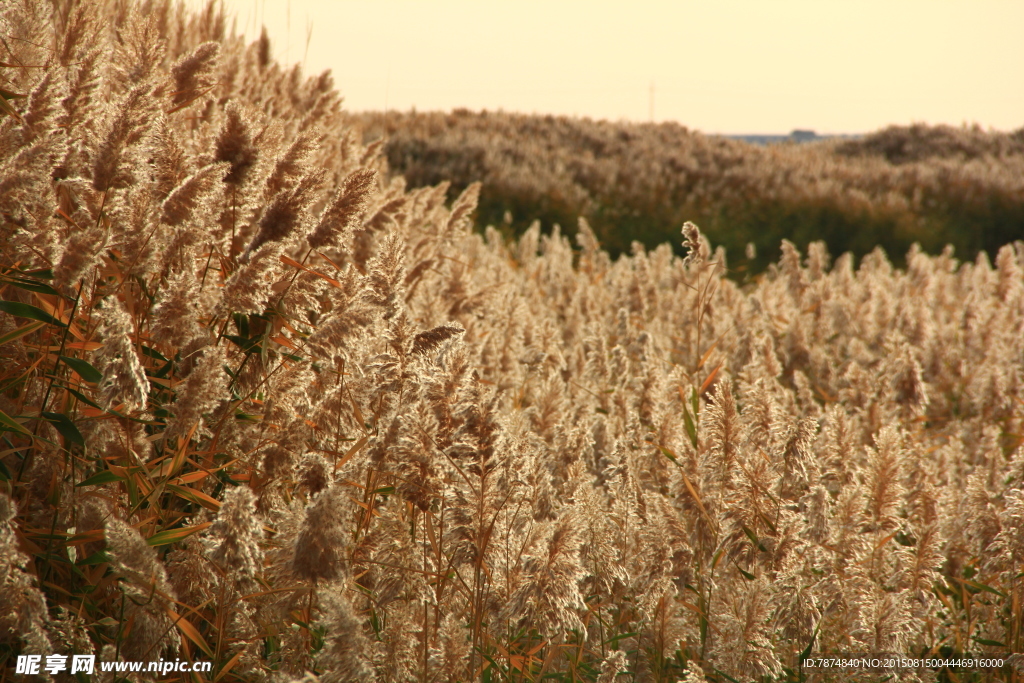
723,130,863,145
351,110,1024,271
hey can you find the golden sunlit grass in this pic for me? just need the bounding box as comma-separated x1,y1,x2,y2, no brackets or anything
1,2,1024,682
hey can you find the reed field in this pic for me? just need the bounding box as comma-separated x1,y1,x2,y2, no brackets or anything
355,110,1024,273
2,1,1024,682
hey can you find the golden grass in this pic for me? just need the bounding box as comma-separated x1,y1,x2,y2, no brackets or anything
1,1,1024,682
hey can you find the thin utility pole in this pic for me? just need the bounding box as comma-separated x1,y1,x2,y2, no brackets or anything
303,15,313,67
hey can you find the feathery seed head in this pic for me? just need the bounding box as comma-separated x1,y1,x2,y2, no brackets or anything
104,517,179,659
306,167,377,250
93,297,150,411
215,102,261,185
161,161,228,227
681,221,709,269
207,486,264,582
92,84,158,192
293,485,349,582
243,168,327,259
169,41,220,108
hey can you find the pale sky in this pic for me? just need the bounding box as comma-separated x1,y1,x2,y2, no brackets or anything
192,0,1024,135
